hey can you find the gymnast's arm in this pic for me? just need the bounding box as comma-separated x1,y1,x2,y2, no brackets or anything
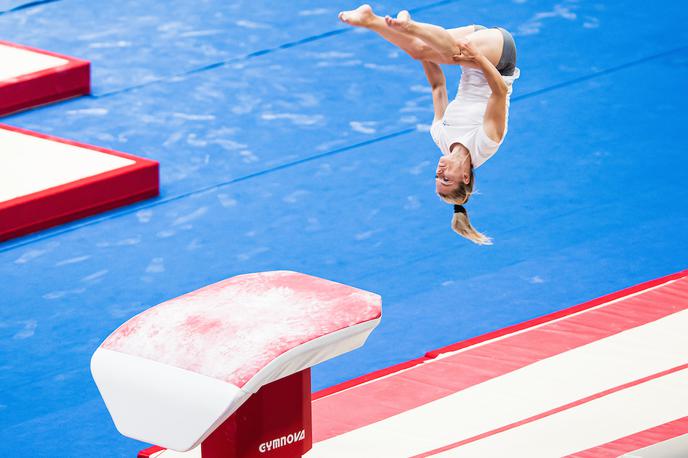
457,40,509,142
422,61,448,122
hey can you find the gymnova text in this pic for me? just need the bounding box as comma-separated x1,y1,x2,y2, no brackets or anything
258,429,306,453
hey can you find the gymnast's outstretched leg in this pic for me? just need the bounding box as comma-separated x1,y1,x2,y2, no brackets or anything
338,5,502,66
338,4,475,63
384,10,504,68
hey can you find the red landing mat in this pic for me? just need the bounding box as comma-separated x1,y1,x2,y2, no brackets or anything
309,270,688,457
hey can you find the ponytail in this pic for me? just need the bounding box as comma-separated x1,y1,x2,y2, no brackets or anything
438,168,492,245
451,206,492,245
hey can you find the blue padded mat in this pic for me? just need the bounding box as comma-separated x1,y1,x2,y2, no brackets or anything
1,0,687,456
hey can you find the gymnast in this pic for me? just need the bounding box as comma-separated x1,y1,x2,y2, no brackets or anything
339,5,519,244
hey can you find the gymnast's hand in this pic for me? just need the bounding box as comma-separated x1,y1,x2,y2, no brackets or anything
452,39,481,63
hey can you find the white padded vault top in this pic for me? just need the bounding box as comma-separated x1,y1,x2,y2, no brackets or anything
0,43,68,81
0,127,135,203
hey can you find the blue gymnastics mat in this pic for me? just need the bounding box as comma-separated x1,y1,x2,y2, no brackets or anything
1,0,687,456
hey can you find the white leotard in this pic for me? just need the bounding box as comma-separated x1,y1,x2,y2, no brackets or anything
430,67,520,168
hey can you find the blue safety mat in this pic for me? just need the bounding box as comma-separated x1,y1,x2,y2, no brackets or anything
1,0,687,456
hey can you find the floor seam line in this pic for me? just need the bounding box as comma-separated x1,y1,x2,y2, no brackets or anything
0,0,62,16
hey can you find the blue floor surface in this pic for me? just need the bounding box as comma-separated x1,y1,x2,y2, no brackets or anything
1,0,687,456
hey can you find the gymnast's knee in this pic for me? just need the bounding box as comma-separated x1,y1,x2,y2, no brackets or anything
409,45,434,61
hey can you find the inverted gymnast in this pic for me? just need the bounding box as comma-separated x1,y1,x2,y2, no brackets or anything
339,5,519,245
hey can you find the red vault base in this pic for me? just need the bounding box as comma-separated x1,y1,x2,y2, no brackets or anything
139,369,313,458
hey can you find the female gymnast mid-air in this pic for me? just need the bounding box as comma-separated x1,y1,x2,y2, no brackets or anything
339,5,520,245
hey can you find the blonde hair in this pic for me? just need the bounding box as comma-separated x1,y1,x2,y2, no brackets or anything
438,168,493,245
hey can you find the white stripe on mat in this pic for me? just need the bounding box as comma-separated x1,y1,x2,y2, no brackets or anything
438,368,688,457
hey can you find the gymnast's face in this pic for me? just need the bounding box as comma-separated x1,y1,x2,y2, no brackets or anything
435,151,470,195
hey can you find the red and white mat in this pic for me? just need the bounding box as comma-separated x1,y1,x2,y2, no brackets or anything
309,270,688,457
0,124,158,242
0,41,90,116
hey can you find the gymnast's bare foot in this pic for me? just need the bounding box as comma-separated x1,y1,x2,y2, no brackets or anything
338,4,375,27
385,10,412,31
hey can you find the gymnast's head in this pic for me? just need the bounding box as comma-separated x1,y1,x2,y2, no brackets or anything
435,144,492,245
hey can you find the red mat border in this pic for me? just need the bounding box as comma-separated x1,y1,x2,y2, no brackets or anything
0,40,90,116
313,269,688,400
0,124,159,242
138,445,165,458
